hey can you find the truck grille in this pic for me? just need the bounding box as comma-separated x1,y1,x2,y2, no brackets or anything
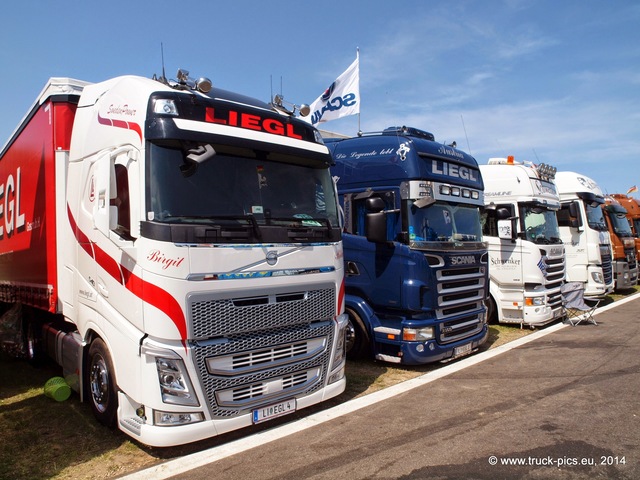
188,285,335,418
601,246,613,286
190,288,335,338
434,264,486,344
624,247,637,270
543,255,565,289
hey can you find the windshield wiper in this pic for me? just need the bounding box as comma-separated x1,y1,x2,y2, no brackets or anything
245,214,262,241
158,214,263,241
267,216,334,240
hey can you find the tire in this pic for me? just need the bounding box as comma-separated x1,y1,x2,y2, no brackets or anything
345,308,371,360
86,338,118,428
486,295,499,324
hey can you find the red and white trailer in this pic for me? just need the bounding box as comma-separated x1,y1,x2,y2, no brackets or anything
0,72,347,446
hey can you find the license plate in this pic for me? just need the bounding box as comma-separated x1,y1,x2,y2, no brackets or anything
453,343,472,358
253,399,297,424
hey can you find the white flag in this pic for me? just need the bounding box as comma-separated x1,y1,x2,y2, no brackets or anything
307,54,359,126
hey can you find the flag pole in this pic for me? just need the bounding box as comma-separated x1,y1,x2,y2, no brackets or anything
357,47,361,136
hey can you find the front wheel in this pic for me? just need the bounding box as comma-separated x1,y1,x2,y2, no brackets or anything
86,338,118,428
485,295,498,324
345,308,371,360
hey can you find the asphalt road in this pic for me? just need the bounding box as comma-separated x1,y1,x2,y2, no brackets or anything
124,295,640,480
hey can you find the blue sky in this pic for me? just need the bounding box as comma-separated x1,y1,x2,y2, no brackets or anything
2,0,639,196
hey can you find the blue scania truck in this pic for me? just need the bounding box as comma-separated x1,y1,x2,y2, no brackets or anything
326,126,488,365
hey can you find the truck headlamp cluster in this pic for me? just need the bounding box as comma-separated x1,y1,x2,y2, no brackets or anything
403,327,435,342
156,357,199,406
154,99,179,116
525,297,545,306
328,314,348,384
440,185,480,200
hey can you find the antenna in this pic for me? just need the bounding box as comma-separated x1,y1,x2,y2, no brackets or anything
532,148,541,163
461,114,471,154
161,42,167,82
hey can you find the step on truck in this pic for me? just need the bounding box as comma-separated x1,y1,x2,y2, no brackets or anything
326,126,488,365
603,196,638,290
479,157,566,327
0,71,348,447
554,171,614,298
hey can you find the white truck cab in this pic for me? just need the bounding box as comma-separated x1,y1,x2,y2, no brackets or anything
480,157,565,326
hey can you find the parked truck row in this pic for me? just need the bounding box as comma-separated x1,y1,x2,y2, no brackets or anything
1,72,636,447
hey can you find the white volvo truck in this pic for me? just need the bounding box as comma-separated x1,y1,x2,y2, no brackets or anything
0,71,348,447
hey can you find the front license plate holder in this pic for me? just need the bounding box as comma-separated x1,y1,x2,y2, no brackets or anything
453,342,472,358
252,399,297,424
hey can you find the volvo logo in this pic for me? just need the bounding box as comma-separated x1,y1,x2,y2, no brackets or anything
266,251,279,266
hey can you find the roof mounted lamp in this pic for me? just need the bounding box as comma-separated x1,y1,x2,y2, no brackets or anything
175,69,212,94
271,94,310,117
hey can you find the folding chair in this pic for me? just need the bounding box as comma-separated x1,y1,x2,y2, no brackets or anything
561,282,600,326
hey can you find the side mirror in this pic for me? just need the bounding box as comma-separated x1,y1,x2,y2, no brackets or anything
366,197,386,213
364,196,387,243
496,207,511,220
569,201,583,230
365,212,388,243
109,206,119,231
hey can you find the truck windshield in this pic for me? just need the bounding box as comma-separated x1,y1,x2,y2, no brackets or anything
408,202,482,242
146,143,338,227
607,211,633,237
520,205,562,244
585,203,608,231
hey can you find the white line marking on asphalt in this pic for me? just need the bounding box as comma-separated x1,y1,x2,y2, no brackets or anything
121,292,639,479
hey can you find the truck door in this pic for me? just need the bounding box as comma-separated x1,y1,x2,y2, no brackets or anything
77,148,143,332
483,204,522,285
346,190,404,307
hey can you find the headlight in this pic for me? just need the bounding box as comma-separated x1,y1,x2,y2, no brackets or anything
403,327,434,342
156,357,199,406
328,314,348,384
591,271,604,284
525,297,545,306
154,410,204,426
153,99,178,116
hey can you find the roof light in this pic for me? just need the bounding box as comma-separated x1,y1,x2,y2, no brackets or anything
451,187,461,196
507,155,515,165
537,163,557,179
440,185,451,195
195,77,212,94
